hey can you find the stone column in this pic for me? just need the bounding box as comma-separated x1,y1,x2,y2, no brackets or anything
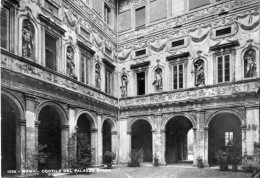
61,125,69,169
196,110,207,166
118,118,130,163
241,125,247,156
245,106,259,155
111,131,118,163
96,113,103,165
204,127,209,166
192,128,197,166
19,119,26,174
152,114,164,164
161,129,166,165
25,95,36,171
91,128,98,165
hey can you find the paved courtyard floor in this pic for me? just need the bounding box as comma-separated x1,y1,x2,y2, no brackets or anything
3,165,254,178
19,165,253,178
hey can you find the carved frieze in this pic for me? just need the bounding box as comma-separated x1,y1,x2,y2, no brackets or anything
1,52,118,107
120,80,260,107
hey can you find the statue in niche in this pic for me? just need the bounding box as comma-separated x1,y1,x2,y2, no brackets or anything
67,46,77,79
244,48,256,78
22,20,34,59
120,75,128,97
95,63,101,89
153,68,163,92
194,59,205,87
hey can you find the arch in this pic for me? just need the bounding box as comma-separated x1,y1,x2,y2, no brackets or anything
161,113,196,130
1,90,25,120
36,101,68,125
128,117,154,133
102,117,117,132
75,110,97,130
205,109,245,127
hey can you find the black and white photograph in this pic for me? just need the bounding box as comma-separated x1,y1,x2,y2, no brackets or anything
1,0,260,177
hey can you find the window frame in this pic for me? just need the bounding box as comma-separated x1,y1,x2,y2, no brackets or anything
216,53,231,84
1,7,10,51
172,63,184,90
45,32,58,71
105,66,113,95
104,3,111,25
136,71,146,96
225,132,233,146
135,6,146,29
79,50,90,85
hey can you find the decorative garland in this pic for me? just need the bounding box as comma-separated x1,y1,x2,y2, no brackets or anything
191,31,209,43
239,20,259,31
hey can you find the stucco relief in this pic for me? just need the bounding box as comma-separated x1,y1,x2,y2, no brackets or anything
118,0,258,42
1,54,118,106
120,81,260,107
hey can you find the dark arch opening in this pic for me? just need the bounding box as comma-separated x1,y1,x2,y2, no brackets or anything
208,113,242,165
38,106,61,170
131,120,153,162
103,120,112,154
1,95,18,173
166,116,193,164
76,114,92,163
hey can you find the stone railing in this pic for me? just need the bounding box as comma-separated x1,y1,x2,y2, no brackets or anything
1,50,118,107
118,0,258,42
120,80,260,107
66,0,117,41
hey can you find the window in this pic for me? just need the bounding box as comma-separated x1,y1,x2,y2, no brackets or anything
135,6,145,28
225,132,233,146
80,53,89,84
137,72,145,95
216,27,232,37
45,33,57,71
104,4,111,25
135,49,146,57
171,39,185,48
1,7,10,50
105,69,113,94
189,0,210,10
173,64,183,89
217,55,230,83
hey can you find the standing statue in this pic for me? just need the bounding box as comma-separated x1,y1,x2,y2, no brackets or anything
22,20,34,59
67,46,77,79
95,64,101,89
120,75,128,97
153,68,163,92
245,49,256,78
194,59,205,87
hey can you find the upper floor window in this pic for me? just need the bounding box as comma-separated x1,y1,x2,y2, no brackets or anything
173,64,183,89
1,7,10,50
137,72,145,95
217,54,230,83
45,33,57,71
189,0,210,10
135,6,145,28
225,132,233,146
105,68,113,94
104,3,111,25
80,52,89,84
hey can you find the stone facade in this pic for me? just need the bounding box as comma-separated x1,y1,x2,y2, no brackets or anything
0,0,259,174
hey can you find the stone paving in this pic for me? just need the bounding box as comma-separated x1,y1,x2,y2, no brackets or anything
39,165,253,178
3,165,254,178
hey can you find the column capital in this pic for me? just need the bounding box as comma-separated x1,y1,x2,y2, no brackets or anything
245,105,259,110
111,131,117,135
35,121,41,126
127,131,132,135
24,94,36,101
196,109,206,113
204,126,209,131
60,125,70,129
241,125,246,129
193,128,197,132
20,119,26,126
160,129,166,133
91,128,98,133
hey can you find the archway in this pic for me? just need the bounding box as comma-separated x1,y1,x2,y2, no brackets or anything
131,120,153,162
1,95,20,173
103,120,112,154
208,113,242,165
165,116,193,164
38,106,62,169
76,113,94,164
